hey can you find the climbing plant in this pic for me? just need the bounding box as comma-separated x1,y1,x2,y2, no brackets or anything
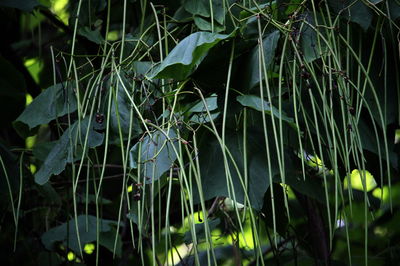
1,0,400,265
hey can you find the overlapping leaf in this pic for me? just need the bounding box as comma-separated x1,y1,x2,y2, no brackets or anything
149,32,231,80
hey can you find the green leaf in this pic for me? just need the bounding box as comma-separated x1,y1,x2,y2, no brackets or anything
328,0,373,31
33,141,57,162
149,32,230,80
190,112,220,124
98,227,122,257
184,0,225,24
237,95,297,129
358,119,398,169
388,0,400,20
129,130,178,183
188,94,218,112
14,83,77,134
0,0,40,11
78,26,104,44
41,215,118,255
110,72,142,140
184,0,210,17
34,117,104,185
194,130,277,210
240,30,280,90
194,16,225,32
300,12,328,62
184,218,220,244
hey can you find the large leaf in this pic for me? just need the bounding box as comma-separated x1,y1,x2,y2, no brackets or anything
388,0,400,20
328,0,373,31
34,117,104,185
184,218,221,244
188,94,218,112
149,32,230,80
240,30,280,90
194,130,278,210
184,0,209,17
110,72,142,140
129,130,178,183
41,215,119,255
300,12,328,62
78,27,104,44
184,0,225,24
194,16,225,32
14,82,78,135
237,95,297,129
0,0,40,11
358,119,398,170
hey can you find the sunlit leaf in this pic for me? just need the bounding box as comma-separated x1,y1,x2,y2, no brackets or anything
343,169,377,192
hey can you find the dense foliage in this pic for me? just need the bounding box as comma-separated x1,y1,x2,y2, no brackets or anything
1,0,400,265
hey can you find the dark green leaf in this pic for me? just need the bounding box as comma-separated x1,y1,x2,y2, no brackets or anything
41,215,118,255
110,72,142,140
129,130,178,183
149,32,231,80
33,141,57,162
328,0,373,31
188,94,218,112
78,27,104,44
14,83,77,132
194,16,225,32
240,30,280,90
190,112,220,124
99,227,122,257
388,0,400,19
34,117,104,185
184,0,225,24
0,0,40,11
194,130,277,210
184,0,210,17
300,12,328,62
237,95,297,128
184,218,221,244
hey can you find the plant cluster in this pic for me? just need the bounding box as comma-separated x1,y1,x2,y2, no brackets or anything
1,0,400,265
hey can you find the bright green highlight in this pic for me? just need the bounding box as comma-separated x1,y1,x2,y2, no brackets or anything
395,129,400,144
67,251,75,261
84,243,95,254
51,0,69,25
24,58,43,84
26,94,33,106
30,164,37,174
26,136,36,149
107,31,119,41
343,169,377,192
372,186,389,202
